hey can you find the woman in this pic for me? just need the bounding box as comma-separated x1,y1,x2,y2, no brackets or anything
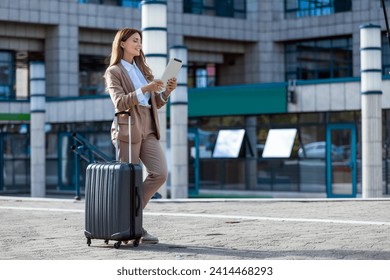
105,28,177,244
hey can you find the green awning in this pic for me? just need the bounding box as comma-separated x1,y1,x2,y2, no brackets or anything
170,83,287,117
0,113,30,121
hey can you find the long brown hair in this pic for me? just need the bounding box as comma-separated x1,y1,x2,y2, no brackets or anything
109,28,154,81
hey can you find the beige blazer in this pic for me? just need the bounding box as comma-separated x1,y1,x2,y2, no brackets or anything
105,63,168,144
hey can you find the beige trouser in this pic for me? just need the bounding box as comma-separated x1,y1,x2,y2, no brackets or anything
116,106,167,209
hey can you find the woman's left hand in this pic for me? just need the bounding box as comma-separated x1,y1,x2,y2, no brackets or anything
165,78,177,93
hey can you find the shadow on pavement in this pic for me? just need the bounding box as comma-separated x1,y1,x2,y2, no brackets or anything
117,243,390,260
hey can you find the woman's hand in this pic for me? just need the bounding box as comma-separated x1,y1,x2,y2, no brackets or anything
142,80,164,93
165,78,177,93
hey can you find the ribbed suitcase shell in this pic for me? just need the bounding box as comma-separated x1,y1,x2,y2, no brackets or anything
84,161,142,247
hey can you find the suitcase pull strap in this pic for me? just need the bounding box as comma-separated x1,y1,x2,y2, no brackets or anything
114,111,131,163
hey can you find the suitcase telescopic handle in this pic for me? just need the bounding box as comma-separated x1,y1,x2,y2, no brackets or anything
114,111,131,163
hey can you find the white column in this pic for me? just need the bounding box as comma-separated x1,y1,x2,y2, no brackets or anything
141,0,168,198
360,24,383,198
170,46,188,198
30,61,46,197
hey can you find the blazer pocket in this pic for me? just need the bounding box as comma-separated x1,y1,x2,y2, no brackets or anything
117,124,140,143
117,115,135,125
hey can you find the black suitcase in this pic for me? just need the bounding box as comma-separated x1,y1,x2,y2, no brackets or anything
84,111,143,249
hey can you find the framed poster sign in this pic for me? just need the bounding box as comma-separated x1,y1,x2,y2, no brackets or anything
262,128,297,158
212,129,245,158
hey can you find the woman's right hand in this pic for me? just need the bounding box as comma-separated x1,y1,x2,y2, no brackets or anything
142,80,164,93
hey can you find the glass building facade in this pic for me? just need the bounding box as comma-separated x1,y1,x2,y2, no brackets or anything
285,36,353,81
78,0,142,7
284,0,352,19
1,0,389,198
184,0,246,19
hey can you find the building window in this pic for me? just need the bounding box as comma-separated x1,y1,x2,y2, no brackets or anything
78,0,141,7
382,33,390,76
285,0,352,19
285,36,352,81
79,55,107,96
0,51,44,100
184,0,246,19
0,51,15,100
188,63,216,88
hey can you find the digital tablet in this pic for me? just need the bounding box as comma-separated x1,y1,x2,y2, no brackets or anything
158,58,182,92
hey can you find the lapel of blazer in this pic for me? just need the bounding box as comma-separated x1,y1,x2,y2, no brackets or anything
117,63,135,93
116,62,158,110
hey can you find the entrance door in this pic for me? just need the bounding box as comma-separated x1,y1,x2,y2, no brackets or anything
326,124,357,198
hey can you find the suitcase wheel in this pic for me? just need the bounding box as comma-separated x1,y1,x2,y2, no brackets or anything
133,238,140,248
87,238,91,247
114,241,121,249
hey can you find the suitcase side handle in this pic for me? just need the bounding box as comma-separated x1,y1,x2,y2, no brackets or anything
135,187,141,217
114,111,131,163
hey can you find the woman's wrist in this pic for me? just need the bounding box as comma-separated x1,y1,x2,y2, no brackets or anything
163,91,170,100
141,85,149,94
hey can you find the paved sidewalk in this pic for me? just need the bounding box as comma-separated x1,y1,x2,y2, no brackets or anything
0,196,389,260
